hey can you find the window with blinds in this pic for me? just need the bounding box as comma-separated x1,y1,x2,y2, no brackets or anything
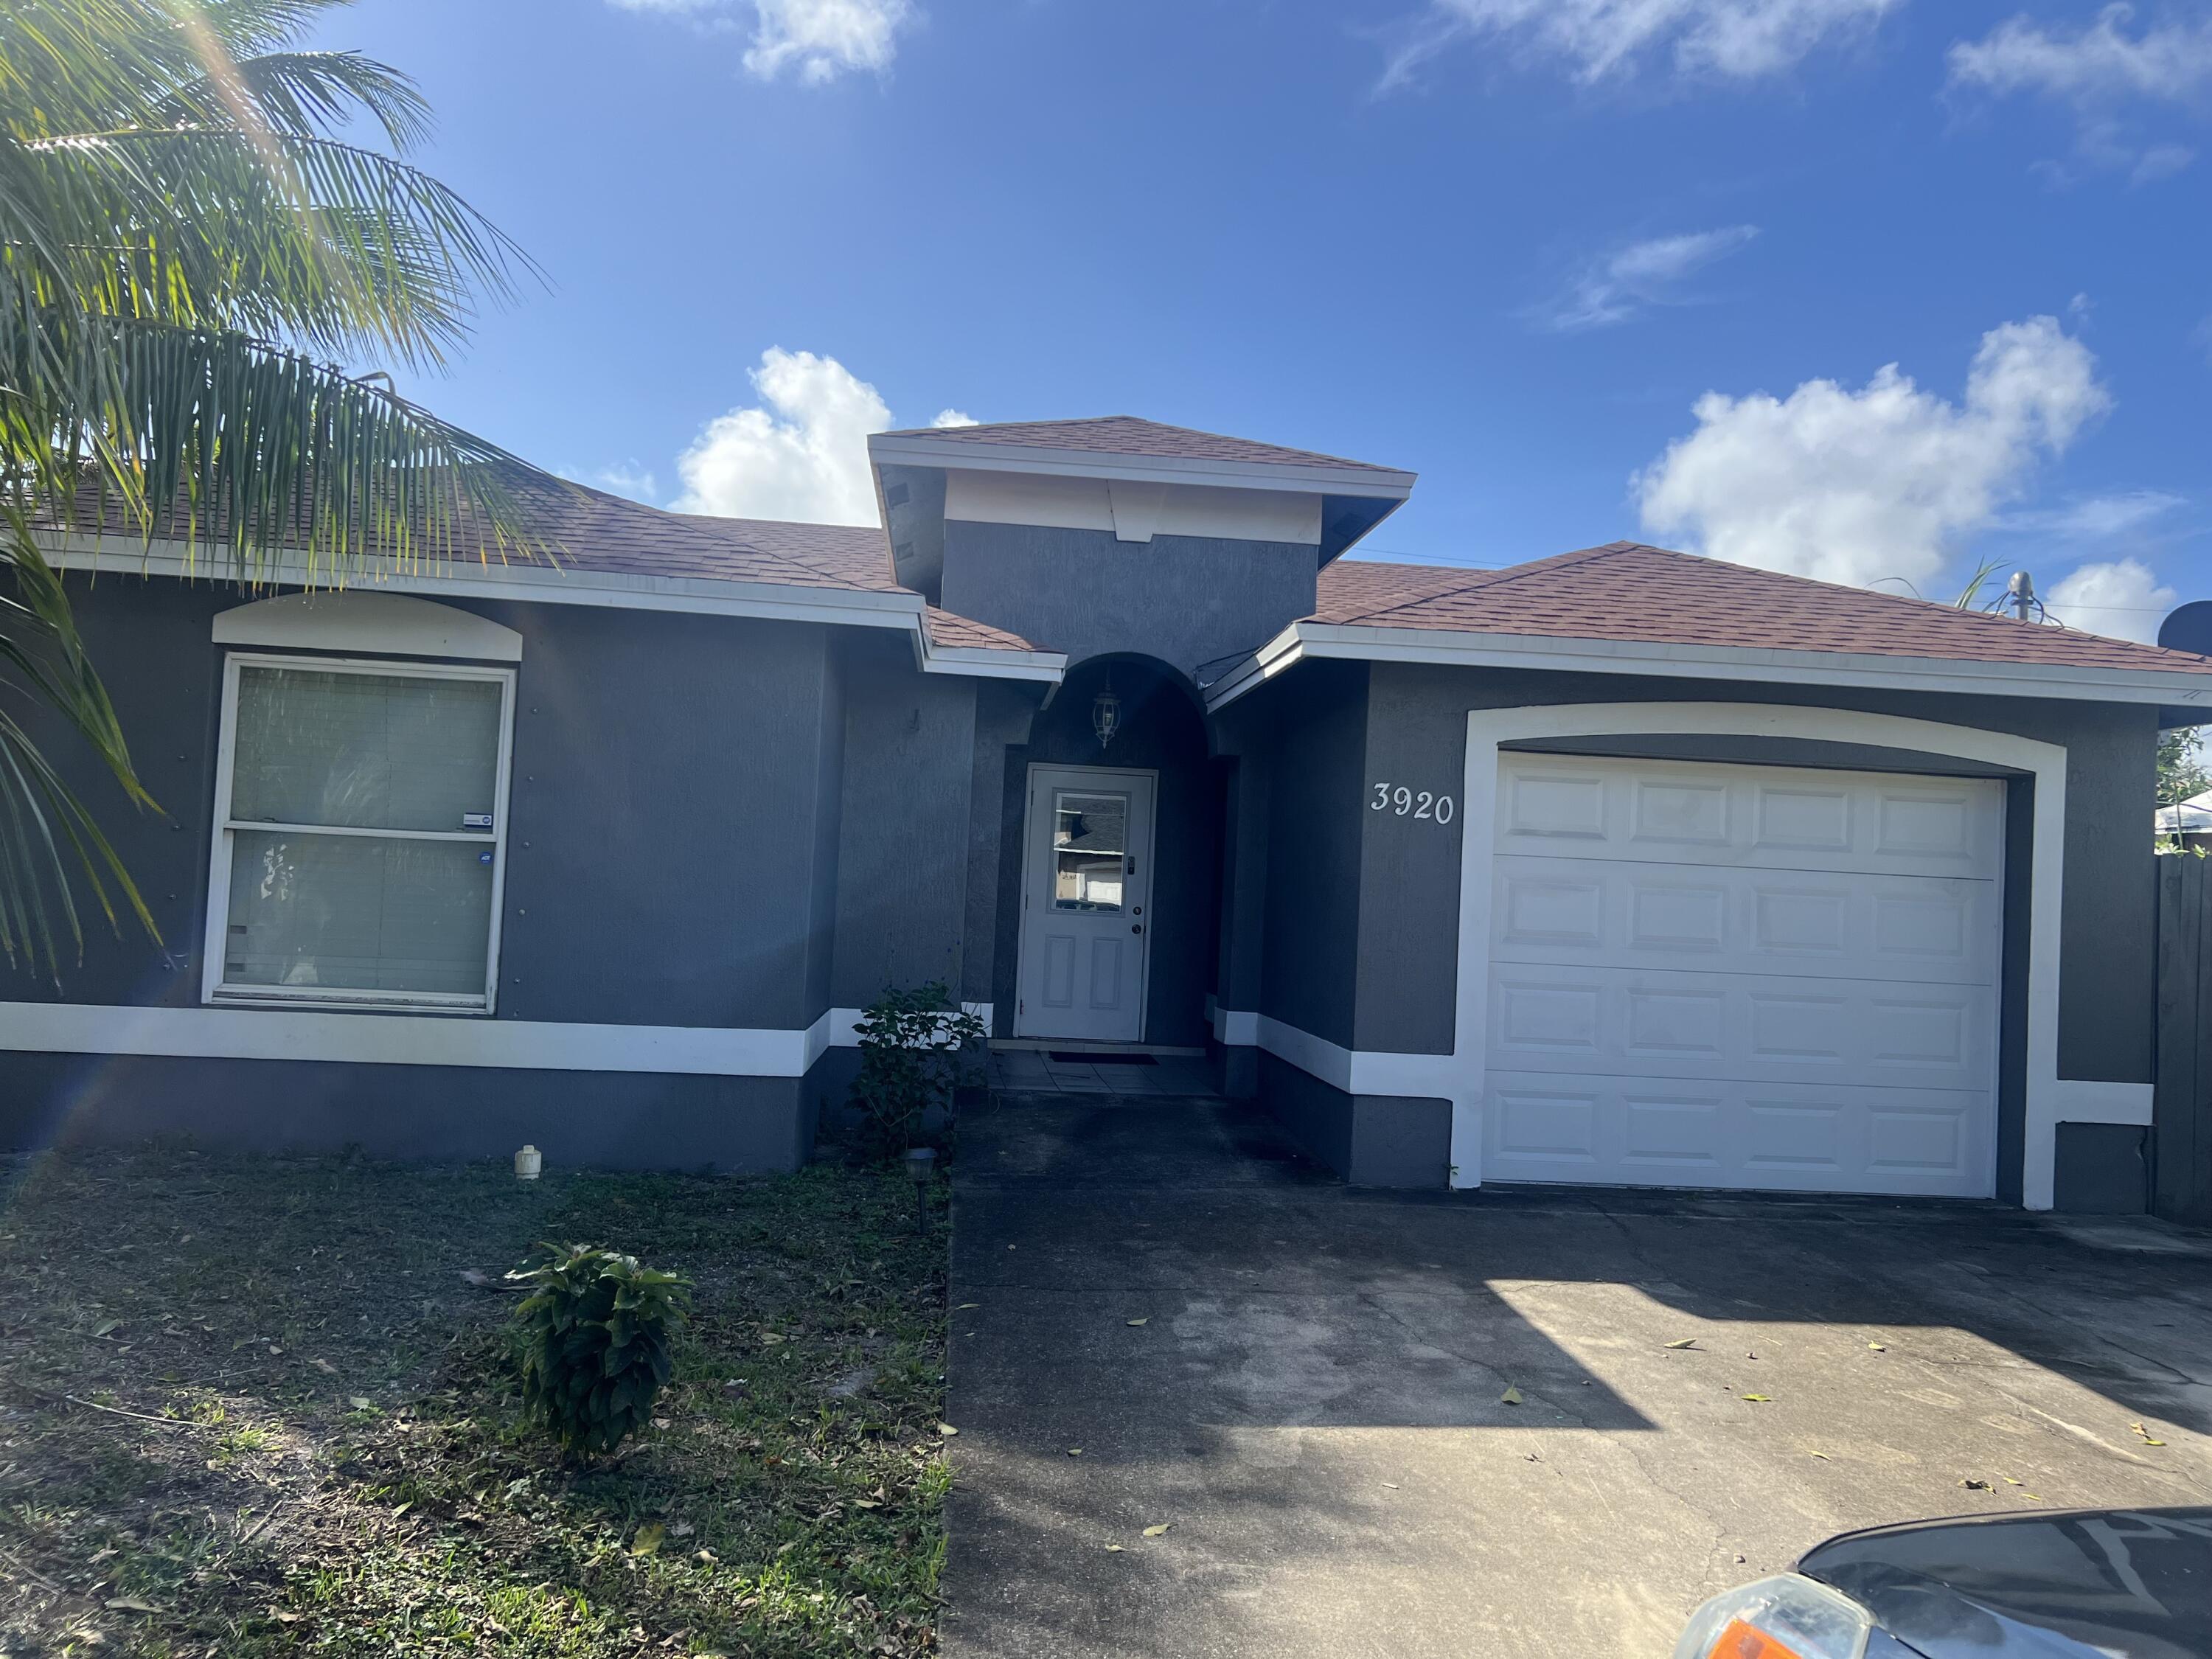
208,657,512,1009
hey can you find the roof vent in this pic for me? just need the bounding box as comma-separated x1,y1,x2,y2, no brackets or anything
894,540,914,564
883,481,911,509
2003,570,2045,625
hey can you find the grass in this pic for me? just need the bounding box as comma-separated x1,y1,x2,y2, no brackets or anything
0,1145,950,1657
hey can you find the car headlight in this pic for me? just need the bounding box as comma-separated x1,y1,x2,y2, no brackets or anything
1672,1573,1874,1659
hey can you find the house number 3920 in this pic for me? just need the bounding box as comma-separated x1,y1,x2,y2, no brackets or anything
1371,783,1455,824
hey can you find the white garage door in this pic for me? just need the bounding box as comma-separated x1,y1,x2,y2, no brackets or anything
1482,753,2002,1197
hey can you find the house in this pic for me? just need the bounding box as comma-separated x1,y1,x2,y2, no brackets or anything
8,414,2212,1213
2156,789,2212,849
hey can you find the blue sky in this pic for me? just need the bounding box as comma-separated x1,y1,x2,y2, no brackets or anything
319,0,2211,639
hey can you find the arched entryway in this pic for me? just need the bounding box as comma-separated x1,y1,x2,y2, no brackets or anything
992,655,1222,1047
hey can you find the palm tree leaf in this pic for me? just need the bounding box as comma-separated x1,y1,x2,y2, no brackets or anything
8,311,566,582
153,49,435,153
0,512,158,973
2,124,535,363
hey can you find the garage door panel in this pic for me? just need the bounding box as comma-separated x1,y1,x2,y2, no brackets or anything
1483,1070,1992,1197
1482,754,2001,1199
1495,857,1999,982
1498,754,2003,879
1489,963,1992,1090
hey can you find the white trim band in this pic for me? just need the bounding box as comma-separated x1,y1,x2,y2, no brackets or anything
2053,1080,2155,1127
0,1002,992,1077
1212,1006,1259,1046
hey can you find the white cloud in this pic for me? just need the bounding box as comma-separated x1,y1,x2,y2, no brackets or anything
1382,0,1900,89
745,0,914,83
1949,5,2212,106
1547,225,1759,330
607,0,914,83
1950,6,2212,181
930,408,978,428
2047,556,2177,642
1635,316,2110,590
588,462,661,504
671,348,892,523
2002,488,2184,540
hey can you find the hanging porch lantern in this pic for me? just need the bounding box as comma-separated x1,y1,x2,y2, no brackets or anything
1091,675,1121,750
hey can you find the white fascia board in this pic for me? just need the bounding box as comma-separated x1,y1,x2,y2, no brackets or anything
1203,619,2212,712
50,533,1064,686
919,641,1068,682
866,434,1415,501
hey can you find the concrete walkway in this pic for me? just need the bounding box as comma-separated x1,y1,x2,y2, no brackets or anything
942,1088,2212,1658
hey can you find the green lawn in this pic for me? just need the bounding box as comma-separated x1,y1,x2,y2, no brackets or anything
0,1146,950,1657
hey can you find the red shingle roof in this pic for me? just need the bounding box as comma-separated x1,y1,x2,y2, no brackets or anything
875,416,1402,475
60,477,1045,655
1312,542,2212,676
547,498,1043,650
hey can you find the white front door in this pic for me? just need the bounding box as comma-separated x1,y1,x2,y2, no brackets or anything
1483,753,2004,1197
1015,765,1157,1042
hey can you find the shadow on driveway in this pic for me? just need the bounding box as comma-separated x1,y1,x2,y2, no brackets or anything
942,1091,2212,1658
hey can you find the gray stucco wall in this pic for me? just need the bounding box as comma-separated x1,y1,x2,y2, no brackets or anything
1,575,855,1031
1255,1051,1451,1187
962,682,1037,1009
1348,663,2159,1087
1234,658,2159,1206
480,601,847,1030
0,572,871,1167
939,521,1317,680
828,640,977,1005
4,1051,813,1171
1253,660,1368,1050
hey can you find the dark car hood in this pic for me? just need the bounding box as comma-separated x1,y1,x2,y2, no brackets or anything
1800,1508,2212,1659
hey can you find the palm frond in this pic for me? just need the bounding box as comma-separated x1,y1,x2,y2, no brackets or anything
0,511,158,975
191,0,341,56
151,48,434,152
6,310,566,582
1,124,534,363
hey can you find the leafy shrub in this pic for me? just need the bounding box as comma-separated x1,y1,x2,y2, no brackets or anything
507,1243,691,1455
849,980,987,1157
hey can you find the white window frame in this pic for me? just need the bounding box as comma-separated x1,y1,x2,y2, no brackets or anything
202,650,517,1015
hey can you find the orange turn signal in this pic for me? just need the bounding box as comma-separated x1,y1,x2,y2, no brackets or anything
1713,1618,1807,1659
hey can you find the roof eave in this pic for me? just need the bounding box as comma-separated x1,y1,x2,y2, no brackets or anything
44,532,1066,688
1203,619,2212,714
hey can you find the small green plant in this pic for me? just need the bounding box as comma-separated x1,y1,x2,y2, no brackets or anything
849,981,987,1157
507,1244,691,1456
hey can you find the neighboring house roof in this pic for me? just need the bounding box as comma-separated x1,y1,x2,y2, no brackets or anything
1311,542,2212,679
873,415,1402,476
2157,789,2212,834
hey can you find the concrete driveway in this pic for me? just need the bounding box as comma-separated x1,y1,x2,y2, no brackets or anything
942,1089,2212,1658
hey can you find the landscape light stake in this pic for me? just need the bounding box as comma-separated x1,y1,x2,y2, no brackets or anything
902,1147,938,1234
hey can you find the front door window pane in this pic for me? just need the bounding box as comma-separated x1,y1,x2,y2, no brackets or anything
1052,791,1127,911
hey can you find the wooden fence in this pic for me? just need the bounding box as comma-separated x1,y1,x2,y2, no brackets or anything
2154,852,2212,1225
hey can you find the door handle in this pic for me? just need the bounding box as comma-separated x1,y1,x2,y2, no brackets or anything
1131,924,1143,935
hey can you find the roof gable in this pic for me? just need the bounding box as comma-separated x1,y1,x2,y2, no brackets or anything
874,415,1399,475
